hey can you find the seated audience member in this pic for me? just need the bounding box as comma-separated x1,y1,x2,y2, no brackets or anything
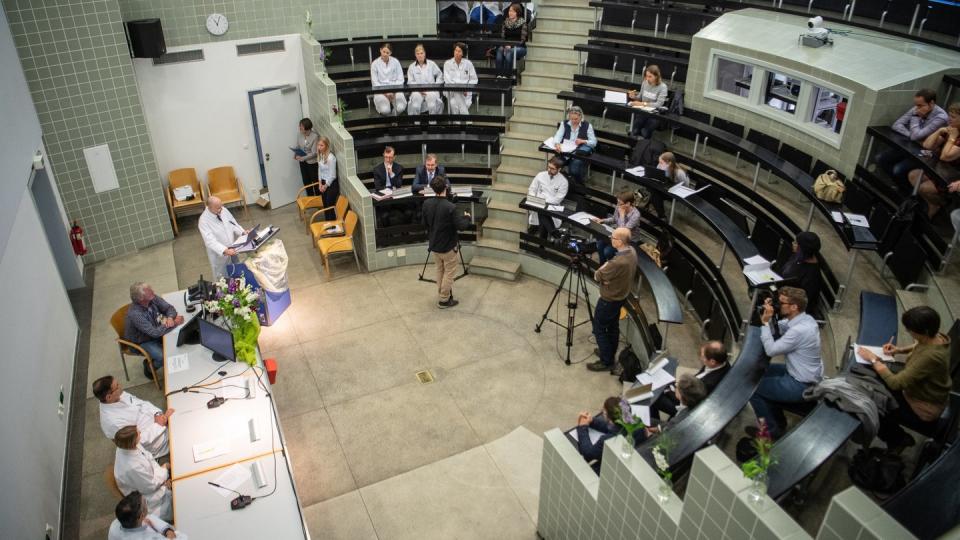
649,151,689,216
443,42,478,115
646,374,708,432
575,397,646,473
407,44,444,115
591,190,642,264
553,106,597,184
775,231,822,315
124,282,183,379
108,491,185,539
628,65,669,139
370,42,406,116
316,135,338,220
858,306,951,452
413,154,449,193
373,146,404,191
94,375,172,458
749,286,822,440
527,157,568,240
113,426,172,521
495,3,527,78
906,103,960,218
650,341,730,421
875,89,948,185
438,0,469,24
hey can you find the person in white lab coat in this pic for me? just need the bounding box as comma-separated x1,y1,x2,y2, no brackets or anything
108,491,187,539
94,375,173,458
443,42,478,115
407,44,444,115
371,42,407,116
113,426,173,522
527,157,568,240
198,196,246,279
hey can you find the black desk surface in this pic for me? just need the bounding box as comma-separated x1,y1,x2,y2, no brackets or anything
336,81,513,98
519,197,683,324
371,189,483,206
318,35,523,50
574,43,690,66
353,132,499,151
635,325,768,470
867,126,960,189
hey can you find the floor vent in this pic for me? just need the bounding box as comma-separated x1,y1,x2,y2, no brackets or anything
415,370,435,384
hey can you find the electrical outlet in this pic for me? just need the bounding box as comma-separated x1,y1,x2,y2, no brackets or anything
397,248,406,257
387,250,395,257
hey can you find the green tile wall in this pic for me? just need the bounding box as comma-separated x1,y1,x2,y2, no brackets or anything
118,0,437,48
3,0,172,263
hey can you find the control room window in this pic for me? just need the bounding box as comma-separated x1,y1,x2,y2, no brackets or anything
810,86,847,134
764,71,800,114
714,57,753,98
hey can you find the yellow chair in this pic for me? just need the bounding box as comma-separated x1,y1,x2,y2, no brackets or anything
316,210,361,277
110,305,162,390
206,166,249,220
296,182,324,226
165,168,205,235
104,465,123,500
308,195,349,239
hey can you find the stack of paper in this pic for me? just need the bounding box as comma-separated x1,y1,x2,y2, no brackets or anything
567,211,597,225
831,211,870,228
636,357,675,390
173,185,195,201
630,404,652,426
371,188,393,201
853,343,897,365
668,184,709,199
543,137,578,154
526,196,546,208
452,185,473,196
603,90,628,104
742,258,783,285
392,187,413,199
625,165,645,177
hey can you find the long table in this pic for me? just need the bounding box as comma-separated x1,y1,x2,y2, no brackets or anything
161,291,309,539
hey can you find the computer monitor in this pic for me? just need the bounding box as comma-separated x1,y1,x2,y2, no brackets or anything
198,317,236,362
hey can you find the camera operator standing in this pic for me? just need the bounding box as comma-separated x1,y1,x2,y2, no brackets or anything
587,228,638,372
422,175,471,308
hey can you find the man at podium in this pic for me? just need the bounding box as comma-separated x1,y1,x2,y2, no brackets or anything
198,196,247,279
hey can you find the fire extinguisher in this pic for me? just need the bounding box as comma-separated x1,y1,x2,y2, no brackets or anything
70,221,88,256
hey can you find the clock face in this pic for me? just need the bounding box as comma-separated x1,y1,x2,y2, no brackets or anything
206,13,229,36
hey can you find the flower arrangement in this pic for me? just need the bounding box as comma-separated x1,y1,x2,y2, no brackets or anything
652,433,677,503
613,398,645,458
331,98,346,124
741,419,776,503
319,44,329,65
204,276,262,366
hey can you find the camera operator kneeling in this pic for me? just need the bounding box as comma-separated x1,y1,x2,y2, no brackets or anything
587,228,638,372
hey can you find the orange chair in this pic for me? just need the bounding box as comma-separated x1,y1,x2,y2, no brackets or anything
307,195,349,239
296,183,324,226
316,210,361,277
165,168,205,235
206,166,249,220
109,305,162,390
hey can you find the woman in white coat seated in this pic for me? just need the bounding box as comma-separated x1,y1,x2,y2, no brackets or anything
113,426,173,522
370,42,406,116
407,44,444,115
443,42,478,115
108,491,186,539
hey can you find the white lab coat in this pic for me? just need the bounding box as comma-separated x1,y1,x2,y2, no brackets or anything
527,170,568,227
115,445,172,522
443,57,478,115
407,60,444,115
371,56,407,115
108,514,187,540
198,206,245,279
100,392,169,457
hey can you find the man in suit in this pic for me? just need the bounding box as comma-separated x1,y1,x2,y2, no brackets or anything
649,340,730,421
646,374,707,434
373,146,404,190
412,153,449,193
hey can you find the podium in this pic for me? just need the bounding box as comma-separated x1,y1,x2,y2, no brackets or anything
228,227,291,326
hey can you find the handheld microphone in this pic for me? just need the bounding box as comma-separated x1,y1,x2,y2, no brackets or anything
208,482,254,510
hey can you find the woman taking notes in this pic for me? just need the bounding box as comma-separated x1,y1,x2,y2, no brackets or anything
629,65,669,139
591,190,643,264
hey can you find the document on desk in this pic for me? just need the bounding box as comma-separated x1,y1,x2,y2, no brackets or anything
624,165,645,177
630,404,652,426
668,184,709,199
743,260,783,286
543,137,578,154
167,354,189,374
831,211,870,228
636,357,674,390
625,383,654,403
743,255,769,266
603,90,628,104
210,463,252,498
193,438,230,463
567,211,597,225
568,427,605,445
853,343,897,365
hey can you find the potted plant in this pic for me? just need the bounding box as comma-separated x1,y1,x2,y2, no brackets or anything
203,276,262,366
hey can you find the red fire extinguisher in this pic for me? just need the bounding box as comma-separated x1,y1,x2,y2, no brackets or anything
70,221,88,256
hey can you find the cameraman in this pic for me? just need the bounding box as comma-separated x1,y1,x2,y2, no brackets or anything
587,228,638,372
748,286,823,440
422,175,471,308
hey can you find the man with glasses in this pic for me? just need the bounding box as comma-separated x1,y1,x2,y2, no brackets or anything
527,157,568,240
747,286,823,440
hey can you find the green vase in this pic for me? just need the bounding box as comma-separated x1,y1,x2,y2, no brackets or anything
231,316,261,366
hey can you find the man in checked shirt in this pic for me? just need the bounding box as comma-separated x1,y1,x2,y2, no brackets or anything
124,282,183,380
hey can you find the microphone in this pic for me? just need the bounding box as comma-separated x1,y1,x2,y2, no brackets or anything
208,482,254,510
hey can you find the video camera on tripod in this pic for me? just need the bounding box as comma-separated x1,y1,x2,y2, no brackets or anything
549,229,597,257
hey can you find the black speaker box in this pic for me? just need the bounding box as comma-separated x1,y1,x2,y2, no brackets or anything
125,19,166,58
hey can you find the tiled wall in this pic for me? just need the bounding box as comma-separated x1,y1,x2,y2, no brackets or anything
118,0,437,47
537,431,916,540
3,0,172,263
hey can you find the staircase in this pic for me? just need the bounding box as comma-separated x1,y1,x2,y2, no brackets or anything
469,0,595,281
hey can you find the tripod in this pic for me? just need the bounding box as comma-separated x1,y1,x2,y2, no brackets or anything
417,240,469,283
535,254,594,365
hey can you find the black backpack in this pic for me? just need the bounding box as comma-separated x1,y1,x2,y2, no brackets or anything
848,447,906,494
617,348,644,383
630,137,666,168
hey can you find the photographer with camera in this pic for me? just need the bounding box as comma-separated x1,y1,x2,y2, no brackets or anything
747,286,823,440
527,157,569,240
587,228,638,372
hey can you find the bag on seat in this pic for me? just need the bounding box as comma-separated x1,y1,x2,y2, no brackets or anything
848,447,906,494
630,138,666,168
617,348,644,383
813,169,846,203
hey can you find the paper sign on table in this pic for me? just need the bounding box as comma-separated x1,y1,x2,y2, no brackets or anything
209,463,252,498
193,438,230,463
603,90,628,104
167,354,190,374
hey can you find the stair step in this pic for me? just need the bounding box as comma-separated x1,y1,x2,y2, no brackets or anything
535,16,594,35
492,182,532,195
531,30,590,48
468,256,522,279
508,116,560,131
476,238,520,254
501,131,546,144
488,200,525,214
483,217,527,233
497,164,541,178
524,43,580,62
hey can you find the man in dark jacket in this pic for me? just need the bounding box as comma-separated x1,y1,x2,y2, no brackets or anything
372,146,404,190
649,341,730,421
421,176,471,308
412,153,449,193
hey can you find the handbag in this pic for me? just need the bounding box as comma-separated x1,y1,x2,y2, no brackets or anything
813,169,846,203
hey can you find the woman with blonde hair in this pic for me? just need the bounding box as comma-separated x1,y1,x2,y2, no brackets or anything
407,44,444,115
316,135,339,219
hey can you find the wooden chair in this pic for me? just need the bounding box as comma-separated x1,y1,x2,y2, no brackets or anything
104,465,123,500
296,183,324,225
307,195,349,239
316,210,361,277
206,166,249,220
109,305,161,390
164,168,205,235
